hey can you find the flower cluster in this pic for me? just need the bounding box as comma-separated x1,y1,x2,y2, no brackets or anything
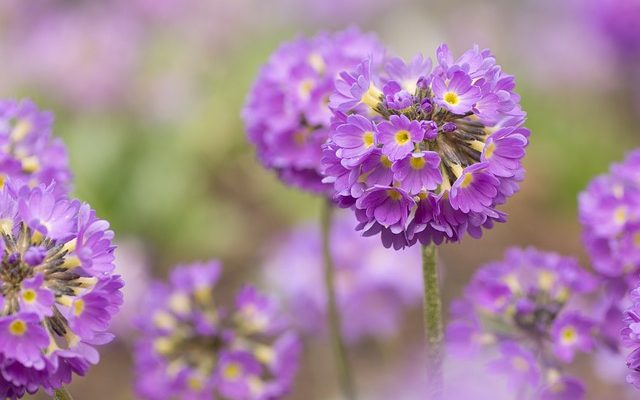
579,149,640,282
0,182,122,399
0,99,72,192
447,248,597,399
262,211,421,343
243,28,385,193
134,261,300,400
323,44,529,248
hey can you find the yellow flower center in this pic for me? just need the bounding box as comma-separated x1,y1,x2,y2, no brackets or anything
614,206,627,225
484,142,496,159
634,233,640,248
188,376,204,391
512,356,529,372
8,319,27,336
410,156,426,170
74,299,85,317
22,289,37,304
387,189,402,201
380,155,392,168
394,130,410,145
444,91,459,105
223,362,243,380
11,120,32,142
538,271,556,291
560,326,577,345
361,83,382,110
460,173,474,188
307,53,326,74
362,131,375,148
298,79,315,98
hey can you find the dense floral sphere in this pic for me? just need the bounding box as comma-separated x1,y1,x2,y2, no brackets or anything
622,286,640,389
447,248,597,399
0,182,121,399
263,211,421,343
323,44,529,248
579,149,640,280
0,99,72,193
134,261,300,400
243,28,385,193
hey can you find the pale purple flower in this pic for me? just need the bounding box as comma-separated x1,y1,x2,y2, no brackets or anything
551,312,596,362
243,28,385,194
263,211,422,343
489,342,540,390
324,44,528,248
134,261,300,400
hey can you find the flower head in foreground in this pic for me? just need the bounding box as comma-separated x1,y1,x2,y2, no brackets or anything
0,181,121,399
263,211,421,343
243,28,385,193
0,99,72,193
134,261,300,400
447,248,597,399
324,44,529,248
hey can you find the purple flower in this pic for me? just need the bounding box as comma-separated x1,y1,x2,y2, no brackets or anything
391,151,442,195
134,261,300,400
376,115,424,161
489,342,540,390
262,211,422,343
324,44,528,248
551,312,596,362
432,71,481,114
447,247,595,398
0,99,72,193
0,180,122,397
588,0,640,56
356,186,415,228
243,28,385,194
579,149,640,278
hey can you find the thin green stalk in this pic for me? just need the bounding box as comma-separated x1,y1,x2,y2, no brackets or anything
54,387,74,400
321,200,356,400
422,243,443,399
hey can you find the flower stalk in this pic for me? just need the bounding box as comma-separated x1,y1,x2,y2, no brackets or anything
54,387,74,400
321,200,356,400
422,243,443,399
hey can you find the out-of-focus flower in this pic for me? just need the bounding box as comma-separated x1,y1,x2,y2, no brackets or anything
579,149,640,280
110,239,150,339
243,28,385,194
324,44,529,249
0,181,122,399
263,211,421,343
134,261,300,400
447,247,595,398
588,0,640,56
0,99,71,193
10,8,141,112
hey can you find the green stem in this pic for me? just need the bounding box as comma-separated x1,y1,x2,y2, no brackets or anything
53,387,74,400
321,200,356,400
422,243,443,399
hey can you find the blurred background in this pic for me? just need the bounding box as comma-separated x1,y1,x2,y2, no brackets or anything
0,0,638,398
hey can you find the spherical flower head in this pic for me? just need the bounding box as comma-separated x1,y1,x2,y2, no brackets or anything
588,0,640,56
447,247,596,398
0,180,122,398
324,44,529,248
243,28,385,194
262,211,422,343
134,261,300,400
0,99,72,193
579,149,640,279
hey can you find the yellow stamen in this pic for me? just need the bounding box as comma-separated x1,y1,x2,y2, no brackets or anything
614,206,627,225
450,164,464,179
444,91,459,105
153,337,174,355
168,293,191,314
21,156,40,174
380,155,392,168
153,311,177,330
8,319,27,336
394,130,410,145
409,156,426,170
361,83,382,110
538,270,556,291
63,256,81,269
362,131,375,148
387,189,402,201
308,53,326,74
560,326,577,345
223,362,242,380
22,289,37,304
469,140,485,153
11,120,32,142
73,299,85,316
